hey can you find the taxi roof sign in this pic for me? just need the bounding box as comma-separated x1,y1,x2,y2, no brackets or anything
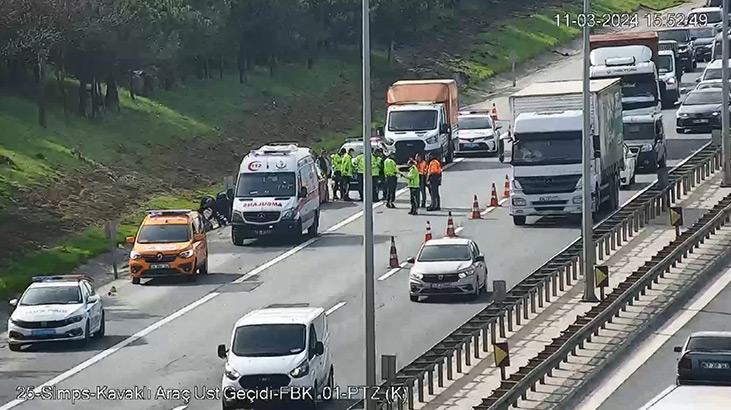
32,275,94,283
146,209,192,217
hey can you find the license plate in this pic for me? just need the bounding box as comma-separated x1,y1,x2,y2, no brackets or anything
150,263,169,269
431,283,451,289
693,119,709,123
255,230,273,235
539,196,559,201
463,143,479,148
701,361,730,369
31,329,56,336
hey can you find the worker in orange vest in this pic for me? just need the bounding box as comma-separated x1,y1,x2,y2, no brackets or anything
415,153,428,209
426,153,442,211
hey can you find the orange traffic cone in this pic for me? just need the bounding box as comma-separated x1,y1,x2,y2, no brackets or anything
425,221,433,242
389,236,399,268
470,195,482,219
490,183,499,207
503,175,510,199
490,103,499,122
446,212,456,237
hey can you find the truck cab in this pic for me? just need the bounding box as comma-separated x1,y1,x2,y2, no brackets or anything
590,45,663,114
384,103,452,163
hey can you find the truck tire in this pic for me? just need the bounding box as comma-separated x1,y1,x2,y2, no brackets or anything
232,230,245,246
512,216,526,226
445,139,454,164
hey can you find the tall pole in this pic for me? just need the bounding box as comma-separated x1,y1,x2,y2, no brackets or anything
361,0,377,408
582,0,598,302
723,0,731,185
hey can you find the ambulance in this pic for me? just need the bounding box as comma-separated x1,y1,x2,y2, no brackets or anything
231,144,321,245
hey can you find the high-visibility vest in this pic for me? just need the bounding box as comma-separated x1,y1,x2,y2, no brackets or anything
341,153,353,177
355,154,365,174
427,159,442,176
372,155,381,177
406,166,420,188
330,153,342,172
384,158,398,176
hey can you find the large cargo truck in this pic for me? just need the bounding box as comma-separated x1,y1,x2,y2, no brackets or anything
508,78,624,226
380,80,459,164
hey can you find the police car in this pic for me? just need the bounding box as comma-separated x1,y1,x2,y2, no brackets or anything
456,111,502,156
7,275,105,351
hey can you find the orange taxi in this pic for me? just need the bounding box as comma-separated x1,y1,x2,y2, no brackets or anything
126,210,209,285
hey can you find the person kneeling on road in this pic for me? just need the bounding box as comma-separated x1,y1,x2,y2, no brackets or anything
401,159,420,215
384,153,398,208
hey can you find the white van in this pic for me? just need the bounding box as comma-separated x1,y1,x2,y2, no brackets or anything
231,144,321,245
218,305,333,409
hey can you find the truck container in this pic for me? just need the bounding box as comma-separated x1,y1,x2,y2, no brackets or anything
507,78,624,225
590,31,659,61
381,79,459,164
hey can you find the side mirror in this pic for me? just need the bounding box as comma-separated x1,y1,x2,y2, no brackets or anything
126,236,136,245
407,257,416,264
376,127,384,137
217,344,228,359
475,255,485,262
314,341,324,356
87,295,99,304
9,299,18,307
194,233,205,242
696,77,701,83
439,124,449,134
673,346,682,353
691,37,697,41
299,186,308,199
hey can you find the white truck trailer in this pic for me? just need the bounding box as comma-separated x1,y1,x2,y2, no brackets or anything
508,78,624,226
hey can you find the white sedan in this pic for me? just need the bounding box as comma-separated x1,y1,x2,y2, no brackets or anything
407,238,489,302
7,275,105,351
620,143,638,188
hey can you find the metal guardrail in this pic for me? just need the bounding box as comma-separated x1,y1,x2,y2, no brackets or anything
352,142,721,410
476,189,731,409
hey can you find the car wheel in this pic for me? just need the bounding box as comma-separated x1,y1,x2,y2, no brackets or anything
221,398,236,410
512,215,526,226
307,211,320,237
309,382,319,409
232,230,245,246
324,367,334,401
94,311,105,339
630,172,636,185
8,343,21,352
132,277,140,285
199,254,209,274
83,321,91,345
409,294,419,302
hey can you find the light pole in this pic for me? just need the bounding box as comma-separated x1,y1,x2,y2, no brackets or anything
361,0,377,409
582,0,598,302
723,0,730,185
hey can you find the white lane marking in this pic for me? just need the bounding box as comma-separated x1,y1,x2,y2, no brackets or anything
378,262,409,281
638,385,676,410
171,406,188,410
0,292,219,410
0,156,470,410
480,198,509,216
325,302,347,316
575,266,731,410
454,226,465,234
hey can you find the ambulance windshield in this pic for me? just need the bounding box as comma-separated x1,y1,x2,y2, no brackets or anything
236,172,296,198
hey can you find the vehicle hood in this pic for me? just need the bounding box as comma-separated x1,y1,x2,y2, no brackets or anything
659,72,676,81
233,197,296,212
133,242,190,254
12,304,84,322
459,129,495,140
623,106,659,118
411,260,472,274
679,103,720,115
622,100,659,113
384,129,438,142
512,163,582,177
228,353,305,375
625,139,655,147
694,37,714,46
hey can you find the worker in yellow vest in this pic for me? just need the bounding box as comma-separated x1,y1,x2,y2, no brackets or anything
330,149,343,200
340,148,354,201
383,153,398,208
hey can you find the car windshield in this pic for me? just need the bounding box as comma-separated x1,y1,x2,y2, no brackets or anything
137,224,190,244
690,27,715,39
624,122,656,140
684,91,721,105
418,244,471,262
657,55,674,74
512,132,582,165
232,324,306,357
688,336,731,352
621,73,659,99
702,66,731,80
236,172,296,198
658,30,688,43
20,286,82,306
460,117,492,130
388,110,438,132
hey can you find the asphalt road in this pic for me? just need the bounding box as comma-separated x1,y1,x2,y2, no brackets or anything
0,39,713,410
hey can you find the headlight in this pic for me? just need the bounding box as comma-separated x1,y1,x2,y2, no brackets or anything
511,179,522,190
458,267,475,279
641,143,654,152
666,77,676,85
572,196,582,204
179,249,194,258
678,112,689,118
512,197,526,206
290,360,310,378
130,251,142,260
281,209,298,220
224,362,240,381
66,315,84,324
713,111,721,116
232,210,244,223
385,137,394,145
426,135,439,145
410,271,423,280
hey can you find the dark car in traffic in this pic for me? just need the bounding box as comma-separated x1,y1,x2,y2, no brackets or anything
690,26,718,62
676,88,726,133
658,28,695,72
623,114,667,172
675,331,731,385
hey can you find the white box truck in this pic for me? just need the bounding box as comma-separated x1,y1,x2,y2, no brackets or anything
508,78,624,226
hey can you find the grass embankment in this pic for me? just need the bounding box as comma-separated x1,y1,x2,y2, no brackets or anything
450,0,686,87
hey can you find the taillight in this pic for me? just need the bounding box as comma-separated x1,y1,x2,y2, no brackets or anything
678,355,692,370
